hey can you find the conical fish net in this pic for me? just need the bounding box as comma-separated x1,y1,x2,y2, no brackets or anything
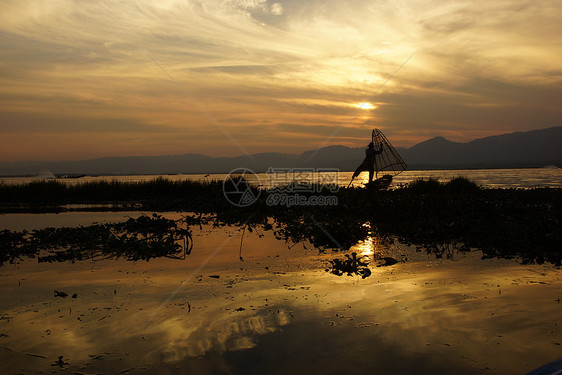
371,129,407,178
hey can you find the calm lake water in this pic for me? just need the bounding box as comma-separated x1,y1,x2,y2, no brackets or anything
1,168,562,188
0,212,561,374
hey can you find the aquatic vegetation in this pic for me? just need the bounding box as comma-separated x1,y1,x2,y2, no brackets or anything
326,252,372,278
0,229,34,263
406,177,443,193
445,176,480,192
0,178,560,265
270,213,370,252
0,178,230,212
403,176,479,193
0,214,193,264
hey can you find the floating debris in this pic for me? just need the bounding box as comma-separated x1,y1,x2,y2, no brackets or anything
25,352,47,358
51,355,68,368
326,252,372,278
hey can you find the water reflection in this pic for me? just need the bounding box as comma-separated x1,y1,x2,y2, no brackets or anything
1,250,560,374
349,234,401,262
1,213,561,374
354,237,375,258
145,308,293,363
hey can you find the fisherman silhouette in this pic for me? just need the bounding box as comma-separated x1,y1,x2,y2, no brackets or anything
347,129,406,188
352,141,384,183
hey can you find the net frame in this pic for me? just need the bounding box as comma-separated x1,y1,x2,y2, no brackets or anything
371,129,407,178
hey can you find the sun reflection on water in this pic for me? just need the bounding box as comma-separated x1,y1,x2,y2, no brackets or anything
349,223,379,259
351,237,375,258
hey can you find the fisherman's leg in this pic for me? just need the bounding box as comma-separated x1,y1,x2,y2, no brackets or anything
368,166,374,182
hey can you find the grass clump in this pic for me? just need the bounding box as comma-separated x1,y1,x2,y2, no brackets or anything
445,176,480,193
406,177,443,193
405,176,480,194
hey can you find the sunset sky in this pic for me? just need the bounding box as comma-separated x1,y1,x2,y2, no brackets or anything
1,0,561,161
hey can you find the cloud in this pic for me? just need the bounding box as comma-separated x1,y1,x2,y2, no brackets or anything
0,111,177,134
270,3,283,15
190,64,278,75
0,0,561,161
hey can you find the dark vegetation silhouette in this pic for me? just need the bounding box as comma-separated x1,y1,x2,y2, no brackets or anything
0,178,225,211
0,177,560,266
326,252,372,278
0,214,192,265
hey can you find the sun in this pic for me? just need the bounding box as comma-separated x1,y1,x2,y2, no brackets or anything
356,102,375,110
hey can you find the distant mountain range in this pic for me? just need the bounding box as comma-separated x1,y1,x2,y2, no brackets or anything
1,127,561,176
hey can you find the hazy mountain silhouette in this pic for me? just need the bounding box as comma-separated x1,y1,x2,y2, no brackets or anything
401,126,562,168
1,127,560,176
